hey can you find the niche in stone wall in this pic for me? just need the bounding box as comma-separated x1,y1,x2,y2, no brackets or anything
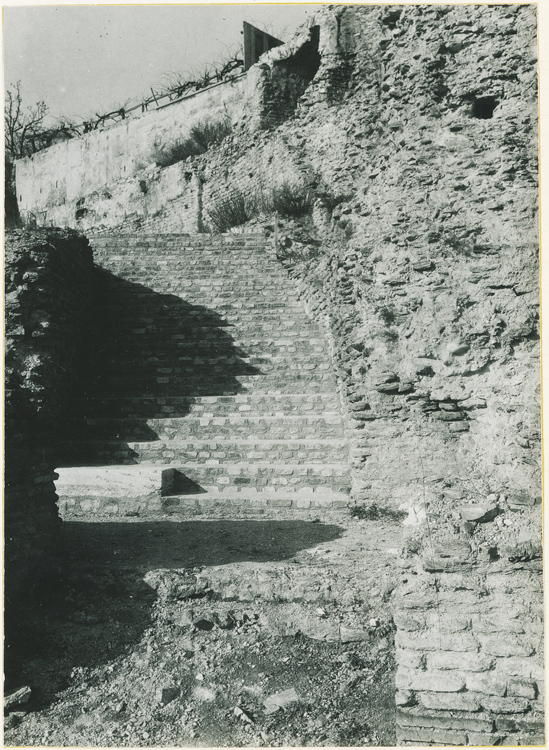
472,95,499,119
261,26,321,127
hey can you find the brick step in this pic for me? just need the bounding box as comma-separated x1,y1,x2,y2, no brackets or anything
97,280,294,297
59,490,350,518
101,272,294,285
98,307,313,325
98,303,310,317
92,243,270,256
98,254,284,266
95,243,272,252
102,289,302,305
95,340,328,357
89,375,338,398
70,413,346,440
58,437,349,467
78,394,343,414
94,322,324,337
93,354,331,372
90,232,267,244
94,359,329,377
96,327,324,347
75,392,340,419
75,392,342,416
97,262,288,276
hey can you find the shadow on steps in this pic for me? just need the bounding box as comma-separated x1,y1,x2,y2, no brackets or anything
58,266,260,466
4,518,343,711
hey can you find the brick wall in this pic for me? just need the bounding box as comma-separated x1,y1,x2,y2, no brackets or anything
5,229,94,608
394,557,544,745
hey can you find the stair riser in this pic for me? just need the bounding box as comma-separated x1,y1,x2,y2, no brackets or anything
97,312,315,325
95,352,330,367
71,419,346,441
96,345,329,360
60,442,348,466
58,492,350,518
97,330,326,347
92,364,333,380
77,394,342,414
90,379,338,397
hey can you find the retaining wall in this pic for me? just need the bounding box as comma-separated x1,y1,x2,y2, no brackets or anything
15,74,251,225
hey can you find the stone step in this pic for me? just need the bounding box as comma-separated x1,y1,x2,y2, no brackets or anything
58,437,349,467
56,462,350,507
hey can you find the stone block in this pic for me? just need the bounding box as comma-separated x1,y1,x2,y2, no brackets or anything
396,629,479,652
396,708,494,732
465,672,507,696
507,677,537,699
496,714,545,733
394,611,426,631
397,668,465,692
480,635,534,658
419,691,482,712
473,614,525,634
397,648,425,670
466,732,506,746
395,591,437,610
428,651,494,672
395,691,416,707
495,657,541,679
433,614,471,633
481,695,530,713
397,726,467,745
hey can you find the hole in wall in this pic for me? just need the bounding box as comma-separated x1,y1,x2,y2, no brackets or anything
382,9,402,30
472,96,499,119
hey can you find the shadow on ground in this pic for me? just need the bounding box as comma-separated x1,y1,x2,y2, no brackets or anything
5,518,343,710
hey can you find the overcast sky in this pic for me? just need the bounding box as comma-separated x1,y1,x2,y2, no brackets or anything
3,4,323,123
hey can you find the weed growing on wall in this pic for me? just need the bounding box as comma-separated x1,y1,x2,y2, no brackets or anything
207,188,255,232
152,117,232,168
271,182,314,218
208,180,313,231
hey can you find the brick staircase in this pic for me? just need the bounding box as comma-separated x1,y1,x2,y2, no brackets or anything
56,234,351,516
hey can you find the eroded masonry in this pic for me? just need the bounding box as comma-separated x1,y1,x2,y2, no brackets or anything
7,4,542,746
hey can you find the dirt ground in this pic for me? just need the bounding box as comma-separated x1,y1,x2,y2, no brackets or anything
4,506,403,747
